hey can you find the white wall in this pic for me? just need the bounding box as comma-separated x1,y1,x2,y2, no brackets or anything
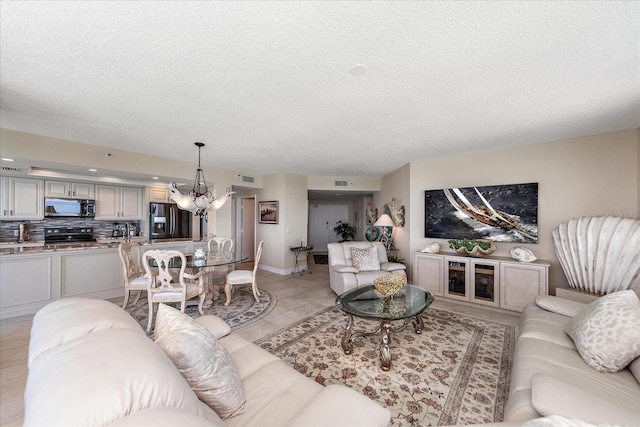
403,129,639,295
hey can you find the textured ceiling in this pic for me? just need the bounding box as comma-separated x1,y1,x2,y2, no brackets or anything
1,1,639,177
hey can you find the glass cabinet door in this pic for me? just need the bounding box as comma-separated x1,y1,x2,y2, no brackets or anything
471,260,499,307
445,259,469,300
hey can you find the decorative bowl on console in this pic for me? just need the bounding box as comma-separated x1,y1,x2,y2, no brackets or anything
448,239,496,257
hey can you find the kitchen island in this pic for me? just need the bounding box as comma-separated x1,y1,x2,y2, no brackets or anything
0,238,208,320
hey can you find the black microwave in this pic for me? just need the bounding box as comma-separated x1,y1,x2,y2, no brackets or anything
44,198,95,218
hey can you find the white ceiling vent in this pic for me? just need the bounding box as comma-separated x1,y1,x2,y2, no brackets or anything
2,166,21,172
335,180,348,187
241,175,255,183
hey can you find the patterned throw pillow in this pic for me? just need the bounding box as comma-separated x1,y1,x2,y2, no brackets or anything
564,290,640,373
351,247,381,272
154,304,246,419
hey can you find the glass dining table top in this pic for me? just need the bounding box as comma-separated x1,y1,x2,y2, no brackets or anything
147,252,248,268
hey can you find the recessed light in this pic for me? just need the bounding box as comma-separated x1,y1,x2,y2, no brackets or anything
152,177,159,180
89,168,97,172
1,158,15,162
350,64,366,76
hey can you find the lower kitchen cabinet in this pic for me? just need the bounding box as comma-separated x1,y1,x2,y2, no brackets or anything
413,251,549,312
0,241,206,319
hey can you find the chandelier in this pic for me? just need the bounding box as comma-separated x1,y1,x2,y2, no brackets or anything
168,142,235,218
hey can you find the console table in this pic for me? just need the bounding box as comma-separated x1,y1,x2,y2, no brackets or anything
413,251,550,312
289,244,314,275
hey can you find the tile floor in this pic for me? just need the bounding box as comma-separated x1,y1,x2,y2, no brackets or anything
0,257,519,426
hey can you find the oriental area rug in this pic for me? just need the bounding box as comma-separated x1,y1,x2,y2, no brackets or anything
125,288,276,332
255,306,515,426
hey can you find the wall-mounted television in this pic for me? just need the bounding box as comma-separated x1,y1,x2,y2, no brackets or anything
424,182,538,243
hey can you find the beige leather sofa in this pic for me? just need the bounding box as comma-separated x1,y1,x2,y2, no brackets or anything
504,295,640,425
23,297,391,426
328,241,406,295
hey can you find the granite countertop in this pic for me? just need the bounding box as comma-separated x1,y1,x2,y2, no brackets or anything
0,237,206,255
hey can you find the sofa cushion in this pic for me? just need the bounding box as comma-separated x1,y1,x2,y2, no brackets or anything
28,297,143,367
351,246,380,271
531,373,640,425
108,406,224,426
629,356,640,384
565,290,640,372
24,328,218,426
535,295,586,317
154,304,246,419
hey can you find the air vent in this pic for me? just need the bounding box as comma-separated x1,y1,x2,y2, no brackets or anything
241,175,255,183
2,166,20,172
335,180,348,187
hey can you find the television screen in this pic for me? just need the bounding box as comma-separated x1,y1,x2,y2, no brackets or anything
424,182,538,243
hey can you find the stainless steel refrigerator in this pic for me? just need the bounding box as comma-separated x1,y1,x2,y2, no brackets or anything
149,203,192,239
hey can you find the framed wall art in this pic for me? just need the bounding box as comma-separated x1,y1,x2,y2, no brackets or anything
424,182,539,243
259,201,279,224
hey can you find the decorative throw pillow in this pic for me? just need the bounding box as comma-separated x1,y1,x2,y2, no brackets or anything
351,247,380,272
154,304,246,419
564,290,640,373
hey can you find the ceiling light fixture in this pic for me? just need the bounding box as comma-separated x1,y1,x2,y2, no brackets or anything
1,158,15,162
168,142,235,219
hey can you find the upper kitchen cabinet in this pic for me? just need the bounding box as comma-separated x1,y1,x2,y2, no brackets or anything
0,177,44,220
148,186,170,203
95,185,143,220
45,180,94,199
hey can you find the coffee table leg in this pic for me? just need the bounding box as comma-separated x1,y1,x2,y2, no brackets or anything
412,314,424,334
380,320,393,371
341,314,355,354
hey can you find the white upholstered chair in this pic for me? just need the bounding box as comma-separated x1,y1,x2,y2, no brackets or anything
118,241,147,309
142,249,205,332
224,240,264,306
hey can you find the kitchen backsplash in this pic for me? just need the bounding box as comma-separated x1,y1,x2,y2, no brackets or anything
0,219,142,243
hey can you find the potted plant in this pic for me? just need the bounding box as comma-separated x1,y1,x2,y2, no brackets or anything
334,221,356,241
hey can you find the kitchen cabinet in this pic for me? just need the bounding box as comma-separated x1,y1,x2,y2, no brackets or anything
148,186,170,203
0,177,44,220
95,185,143,220
413,252,549,312
45,180,94,199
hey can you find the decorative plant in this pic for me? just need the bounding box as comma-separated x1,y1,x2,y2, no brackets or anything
334,221,356,241
387,254,404,263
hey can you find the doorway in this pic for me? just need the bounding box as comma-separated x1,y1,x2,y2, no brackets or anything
235,196,256,262
308,204,349,251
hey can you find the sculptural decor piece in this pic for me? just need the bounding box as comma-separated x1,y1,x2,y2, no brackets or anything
448,239,496,258
552,216,640,295
421,242,441,253
510,246,537,263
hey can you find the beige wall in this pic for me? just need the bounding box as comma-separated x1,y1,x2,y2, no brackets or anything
377,164,410,261
404,129,640,294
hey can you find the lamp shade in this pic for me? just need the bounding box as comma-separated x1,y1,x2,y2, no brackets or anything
374,214,395,227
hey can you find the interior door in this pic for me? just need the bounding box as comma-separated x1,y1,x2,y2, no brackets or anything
309,204,349,250
236,196,256,262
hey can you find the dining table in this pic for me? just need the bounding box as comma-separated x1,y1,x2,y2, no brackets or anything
147,250,248,307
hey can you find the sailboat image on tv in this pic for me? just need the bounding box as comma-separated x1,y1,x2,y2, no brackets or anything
443,188,519,230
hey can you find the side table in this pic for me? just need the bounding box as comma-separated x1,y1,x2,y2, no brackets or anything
289,244,314,275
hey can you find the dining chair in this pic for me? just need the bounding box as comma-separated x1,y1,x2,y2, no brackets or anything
118,241,147,309
204,237,234,297
142,249,205,332
224,240,264,306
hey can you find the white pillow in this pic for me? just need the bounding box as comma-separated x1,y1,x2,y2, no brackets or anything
154,304,246,419
351,247,380,272
564,290,640,373
535,295,586,317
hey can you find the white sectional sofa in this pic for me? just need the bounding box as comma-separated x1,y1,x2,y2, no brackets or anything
23,297,391,426
328,241,406,295
503,293,640,425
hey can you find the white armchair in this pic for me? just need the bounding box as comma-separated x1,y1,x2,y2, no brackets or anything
328,241,406,295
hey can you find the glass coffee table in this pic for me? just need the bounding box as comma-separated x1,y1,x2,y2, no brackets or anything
335,284,434,371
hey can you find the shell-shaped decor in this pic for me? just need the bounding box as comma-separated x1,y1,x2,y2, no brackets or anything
421,243,441,253
552,216,640,295
448,239,497,258
510,246,537,263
